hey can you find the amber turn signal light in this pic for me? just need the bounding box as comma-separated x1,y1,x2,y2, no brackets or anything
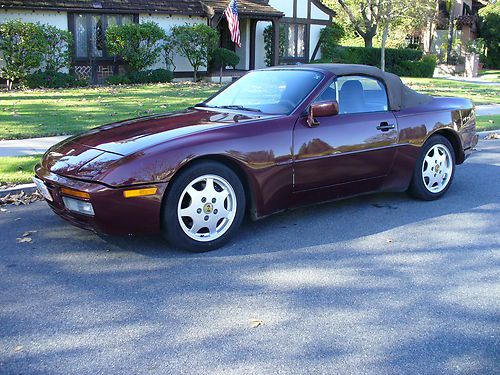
123,187,158,198
60,187,90,199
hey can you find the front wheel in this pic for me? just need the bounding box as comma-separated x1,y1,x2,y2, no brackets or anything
408,135,456,200
162,161,245,252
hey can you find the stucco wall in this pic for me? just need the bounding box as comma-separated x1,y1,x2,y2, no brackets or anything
139,14,207,73
236,19,250,70
0,9,68,29
310,24,324,60
269,0,293,17
311,2,330,21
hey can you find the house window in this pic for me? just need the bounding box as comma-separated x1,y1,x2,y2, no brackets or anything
284,23,307,59
72,13,135,59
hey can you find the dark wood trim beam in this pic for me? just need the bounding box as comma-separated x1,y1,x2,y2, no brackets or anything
282,17,331,26
271,18,280,66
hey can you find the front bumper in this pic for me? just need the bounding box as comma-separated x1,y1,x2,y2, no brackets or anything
35,164,168,235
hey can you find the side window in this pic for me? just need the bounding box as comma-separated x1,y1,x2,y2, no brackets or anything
315,81,337,103
337,76,388,114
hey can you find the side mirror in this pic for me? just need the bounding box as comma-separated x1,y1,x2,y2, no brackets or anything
307,100,339,128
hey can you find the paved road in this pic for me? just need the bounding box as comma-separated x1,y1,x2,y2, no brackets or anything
1,140,499,375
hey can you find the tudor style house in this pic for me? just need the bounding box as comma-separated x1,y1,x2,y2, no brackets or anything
0,0,334,82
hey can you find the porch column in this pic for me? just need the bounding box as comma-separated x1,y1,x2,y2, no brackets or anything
249,19,257,70
271,18,280,66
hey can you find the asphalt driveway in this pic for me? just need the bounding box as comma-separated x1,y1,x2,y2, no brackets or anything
1,140,499,375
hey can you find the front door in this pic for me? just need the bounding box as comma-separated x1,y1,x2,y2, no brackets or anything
293,75,399,192
218,17,236,51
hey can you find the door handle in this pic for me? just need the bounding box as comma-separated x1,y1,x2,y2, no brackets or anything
377,122,396,132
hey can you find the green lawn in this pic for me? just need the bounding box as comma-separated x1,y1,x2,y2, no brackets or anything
478,69,500,83
477,114,500,132
0,155,41,186
0,82,221,140
0,78,498,140
402,77,500,105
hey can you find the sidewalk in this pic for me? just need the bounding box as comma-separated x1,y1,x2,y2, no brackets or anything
0,104,499,157
0,135,69,157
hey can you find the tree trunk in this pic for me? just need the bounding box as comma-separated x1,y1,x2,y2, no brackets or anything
381,19,390,72
219,65,223,84
7,79,13,91
446,1,456,64
427,20,434,53
364,37,373,48
193,69,198,82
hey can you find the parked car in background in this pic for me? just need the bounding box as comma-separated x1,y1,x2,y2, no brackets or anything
34,64,478,251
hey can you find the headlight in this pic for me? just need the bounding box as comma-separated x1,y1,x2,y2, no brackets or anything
62,197,95,216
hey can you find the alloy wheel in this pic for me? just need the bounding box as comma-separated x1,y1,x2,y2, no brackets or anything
421,144,453,193
177,174,237,242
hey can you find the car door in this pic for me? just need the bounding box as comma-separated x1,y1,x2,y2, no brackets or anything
293,75,398,192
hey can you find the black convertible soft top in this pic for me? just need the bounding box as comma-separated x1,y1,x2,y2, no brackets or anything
281,63,433,111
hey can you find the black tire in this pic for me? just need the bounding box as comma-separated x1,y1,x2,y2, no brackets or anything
408,134,456,201
162,161,246,252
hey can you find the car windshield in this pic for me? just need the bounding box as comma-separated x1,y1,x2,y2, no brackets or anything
204,70,324,115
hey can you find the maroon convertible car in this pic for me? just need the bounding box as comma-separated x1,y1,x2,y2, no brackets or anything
34,64,478,251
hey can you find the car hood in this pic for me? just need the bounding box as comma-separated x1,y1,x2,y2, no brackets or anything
43,108,273,179
64,108,269,155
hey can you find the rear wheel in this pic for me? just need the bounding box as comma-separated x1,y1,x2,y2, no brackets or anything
409,135,455,200
162,161,245,252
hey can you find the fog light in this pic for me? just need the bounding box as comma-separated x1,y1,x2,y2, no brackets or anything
62,196,95,216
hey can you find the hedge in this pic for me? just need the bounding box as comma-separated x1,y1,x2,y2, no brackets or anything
106,69,173,85
23,70,87,89
318,46,436,77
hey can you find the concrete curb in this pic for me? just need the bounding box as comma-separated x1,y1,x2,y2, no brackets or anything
1,131,499,199
0,183,36,198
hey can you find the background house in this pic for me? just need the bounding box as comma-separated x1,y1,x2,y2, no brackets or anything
0,0,334,82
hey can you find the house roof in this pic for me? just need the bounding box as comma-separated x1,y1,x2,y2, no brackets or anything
0,0,283,17
202,1,283,17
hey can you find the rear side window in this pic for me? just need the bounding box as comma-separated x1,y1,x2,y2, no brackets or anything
337,76,388,114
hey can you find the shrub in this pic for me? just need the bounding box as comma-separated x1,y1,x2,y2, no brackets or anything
106,22,166,72
210,48,240,83
128,69,173,84
107,69,173,85
171,24,219,81
263,24,285,67
392,55,437,78
325,46,423,69
319,24,345,61
41,24,72,72
0,19,46,89
106,75,132,85
23,70,87,89
478,2,500,68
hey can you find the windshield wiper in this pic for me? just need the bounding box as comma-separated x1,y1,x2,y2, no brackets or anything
216,105,262,113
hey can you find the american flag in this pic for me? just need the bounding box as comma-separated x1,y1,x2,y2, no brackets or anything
224,0,241,48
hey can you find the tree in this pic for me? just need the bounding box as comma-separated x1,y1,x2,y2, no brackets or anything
210,48,240,83
324,0,383,47
446,0,457,64
319,24,345,61
41,24,73,72
106,22,166,73
171,24,218,81
478,2,500,68
0,19,46,90
163,33,177,72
